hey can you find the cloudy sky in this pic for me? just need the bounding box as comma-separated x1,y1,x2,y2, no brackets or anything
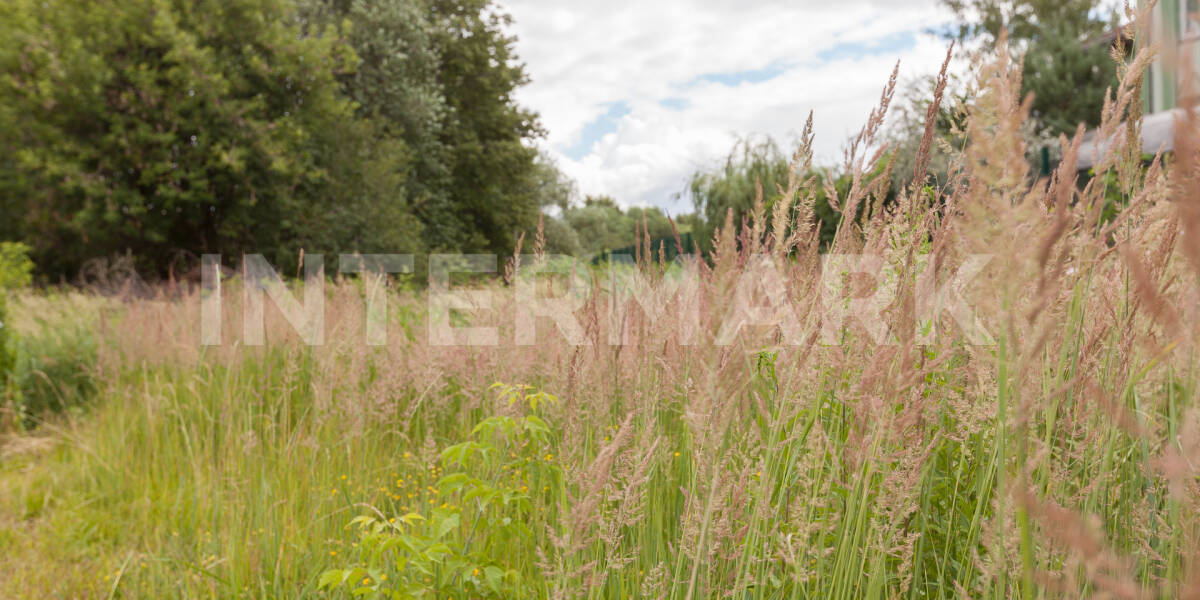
497,0,956,214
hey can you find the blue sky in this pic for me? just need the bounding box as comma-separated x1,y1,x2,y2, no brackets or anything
499,0,954,214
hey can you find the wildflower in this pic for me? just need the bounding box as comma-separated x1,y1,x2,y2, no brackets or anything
330,551,337,557
674,452,681,457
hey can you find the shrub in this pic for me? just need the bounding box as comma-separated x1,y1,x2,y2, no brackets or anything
0,242,33,290
320,384,560,598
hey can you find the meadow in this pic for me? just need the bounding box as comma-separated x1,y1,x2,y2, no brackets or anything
2,42,1200,599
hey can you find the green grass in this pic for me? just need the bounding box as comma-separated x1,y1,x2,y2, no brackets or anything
0,293,1193,598
1,45,1198,599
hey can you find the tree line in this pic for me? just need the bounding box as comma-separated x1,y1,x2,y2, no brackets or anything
0,0,555,279
0,0,1121,280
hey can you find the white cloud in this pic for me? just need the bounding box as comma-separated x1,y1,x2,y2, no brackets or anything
498,0,955,212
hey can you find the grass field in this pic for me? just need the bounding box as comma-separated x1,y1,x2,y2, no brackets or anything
2,44,1200,599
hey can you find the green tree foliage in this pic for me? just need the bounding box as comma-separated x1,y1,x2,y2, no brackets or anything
526,151,576,213
0,0,546,278
1022,24,1119,136
0,242,32,403
287,0,548,256
298,0,446,258
428,0,544,254
539,216,582,256
685,138,843,254
0,0,370,276
0,243,34,291
940,0,1109,48
938,0,1119,136
560,196,675,258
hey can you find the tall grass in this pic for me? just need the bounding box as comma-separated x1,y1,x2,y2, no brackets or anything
3,25,1200,599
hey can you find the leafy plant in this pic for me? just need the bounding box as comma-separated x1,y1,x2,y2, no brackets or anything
320,384,560,599
0,242,32,290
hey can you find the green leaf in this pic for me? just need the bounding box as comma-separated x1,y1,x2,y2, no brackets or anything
436,472,470,493
432,512,460,541
348,515,377,530
425,543,452,561
484,566,505,595
318,569,346,590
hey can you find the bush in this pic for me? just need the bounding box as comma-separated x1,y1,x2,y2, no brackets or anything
321,384,560,598
0,242,32,290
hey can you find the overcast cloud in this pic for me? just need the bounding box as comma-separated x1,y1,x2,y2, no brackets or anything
497,0,955,213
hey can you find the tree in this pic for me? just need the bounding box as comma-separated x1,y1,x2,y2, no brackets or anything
556,196,676,258
686,137,845,254
527,150,577,213
0,0,372,276
1022,24,1120,136
938,0,1119,136
939,0,1108,49
301,0,546,256
299,0,446,255
1,0,549,278
539,216,582,256
427,0,544,254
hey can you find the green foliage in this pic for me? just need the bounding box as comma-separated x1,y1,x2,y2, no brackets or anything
0,0,370,276
0,297,11,406
939,0,1112,49
426,0,545,253
686,137,846,254
0,0,547,277
1022,24,1119,137
0,243,33,290
937,0,1119,138
0,242,32,412
539,216,583,256
321,384,559,599
560,195,676,257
